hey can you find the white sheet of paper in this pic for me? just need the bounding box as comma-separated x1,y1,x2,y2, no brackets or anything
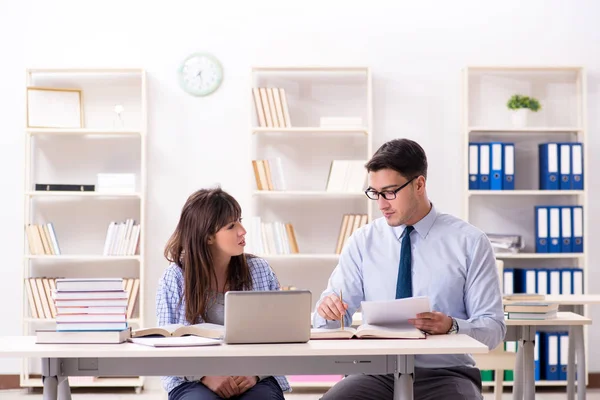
360,296,431,326
130,336,222,348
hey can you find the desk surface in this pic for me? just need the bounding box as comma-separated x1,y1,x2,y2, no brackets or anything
504,311,591,326
504,295,600,305
0,335,488,358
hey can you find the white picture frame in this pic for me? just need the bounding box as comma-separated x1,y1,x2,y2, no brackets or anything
26,87,84,128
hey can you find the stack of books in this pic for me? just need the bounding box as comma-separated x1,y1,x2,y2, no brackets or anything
486,233,524,254
36,278,130,344
504,302,558,320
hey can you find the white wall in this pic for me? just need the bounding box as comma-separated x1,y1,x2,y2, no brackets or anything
1,0,599,373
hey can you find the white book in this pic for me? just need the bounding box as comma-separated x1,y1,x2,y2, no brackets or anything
129,336,222,348
55,278,124,292
56,314,127,323
36,328,130,344
326,160,348,192
128,224,140,256
103,222,116,256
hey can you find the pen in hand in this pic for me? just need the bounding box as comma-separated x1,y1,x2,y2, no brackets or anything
340,289,344,330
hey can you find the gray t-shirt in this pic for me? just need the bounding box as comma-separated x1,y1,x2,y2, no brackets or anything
205,292,225,325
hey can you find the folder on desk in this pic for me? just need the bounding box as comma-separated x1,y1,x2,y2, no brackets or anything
468,143,479,190
535,206,549,253
535,332,541,381
548,207,561,253
571,143,584,190
490,142,503,190
479,143,490,190
559,143,571,190
560,206,573,253
559,332,569,380
572,206,583,253
503,142,515,190
539,143,559,190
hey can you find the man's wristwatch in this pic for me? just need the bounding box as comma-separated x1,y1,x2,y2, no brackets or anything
447,317,459,334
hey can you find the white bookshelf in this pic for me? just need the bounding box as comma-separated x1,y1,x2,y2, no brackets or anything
21,68,147,392
249,66,372,389
462,66,588,388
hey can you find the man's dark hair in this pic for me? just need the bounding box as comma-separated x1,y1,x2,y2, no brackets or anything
365,138,428,179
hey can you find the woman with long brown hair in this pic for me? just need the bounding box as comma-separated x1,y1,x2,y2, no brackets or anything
157,187,288,399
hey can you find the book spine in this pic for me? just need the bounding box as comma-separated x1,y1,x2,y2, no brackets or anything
35,184,95,191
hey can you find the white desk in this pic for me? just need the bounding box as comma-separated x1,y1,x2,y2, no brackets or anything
0,334,487,400
506,312,591,400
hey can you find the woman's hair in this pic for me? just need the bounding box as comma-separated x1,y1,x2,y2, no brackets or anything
164,187,253,324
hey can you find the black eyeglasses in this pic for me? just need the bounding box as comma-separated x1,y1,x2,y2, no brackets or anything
364,176,417,200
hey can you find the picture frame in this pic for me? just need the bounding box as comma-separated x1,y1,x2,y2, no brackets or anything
26,87,84,128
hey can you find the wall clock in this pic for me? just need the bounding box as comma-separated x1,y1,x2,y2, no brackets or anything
178,52,223,97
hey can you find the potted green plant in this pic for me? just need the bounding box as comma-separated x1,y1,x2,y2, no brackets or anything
507,94,541,127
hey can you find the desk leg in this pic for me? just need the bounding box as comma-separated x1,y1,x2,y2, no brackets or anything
42,376,58,400
57,376,72,400
513,340,524,400
394,355,414,400
568,326,576,400
574,326,586,400
521,326,536,400
41,358,58,400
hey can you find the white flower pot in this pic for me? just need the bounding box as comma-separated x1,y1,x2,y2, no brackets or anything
511,109,529,128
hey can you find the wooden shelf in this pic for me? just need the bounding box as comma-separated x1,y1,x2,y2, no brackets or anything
26,191,141,198
253,190,365,198
27,128,142,136
468,126,582,133
252,127,368,135
25,255,141,261
468,190,584,196
494,253,584,259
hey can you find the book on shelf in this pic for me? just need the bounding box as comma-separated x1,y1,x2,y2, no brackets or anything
246,216,299,256
326,160,367,192
35,327,131,344
335,214,368,254
131,323,224,340
129,336,222,348
311,324,425,340
26,223,60,255
34,184,95,192
103,219,141,256
253,87,291,128
252,158,286,191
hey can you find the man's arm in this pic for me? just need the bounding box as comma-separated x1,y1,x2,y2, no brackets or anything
454,233,506,349
312,234,364,328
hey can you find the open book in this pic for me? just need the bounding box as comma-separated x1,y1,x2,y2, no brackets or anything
131,323,224,340
311,324,425,340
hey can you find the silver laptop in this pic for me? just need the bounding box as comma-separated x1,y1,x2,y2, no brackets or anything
224,290,312,344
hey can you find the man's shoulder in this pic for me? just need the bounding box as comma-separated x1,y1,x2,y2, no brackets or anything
435,211,486,240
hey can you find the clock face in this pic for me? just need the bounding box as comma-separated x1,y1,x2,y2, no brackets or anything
178,53,223,97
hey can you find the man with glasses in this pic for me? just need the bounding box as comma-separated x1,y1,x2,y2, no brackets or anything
313,138,505,400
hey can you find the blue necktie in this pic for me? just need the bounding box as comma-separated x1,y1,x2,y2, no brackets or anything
395,226,414,299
